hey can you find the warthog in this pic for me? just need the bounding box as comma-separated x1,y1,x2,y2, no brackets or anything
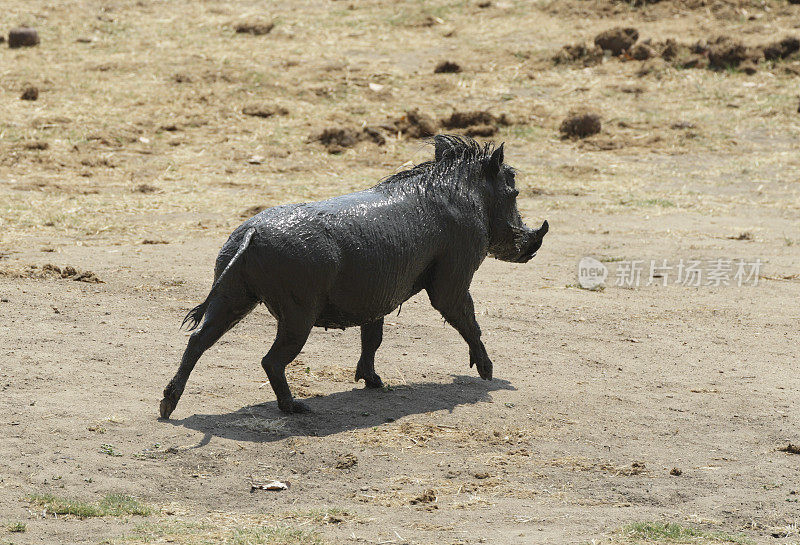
160,135,548,417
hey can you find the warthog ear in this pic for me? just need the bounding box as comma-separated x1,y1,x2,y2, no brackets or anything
484,143,504,177
434,134,459,162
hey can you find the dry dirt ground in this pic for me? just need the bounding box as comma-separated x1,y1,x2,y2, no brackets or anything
1,1,800,544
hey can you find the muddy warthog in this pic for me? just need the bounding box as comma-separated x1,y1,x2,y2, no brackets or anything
160,135,548,417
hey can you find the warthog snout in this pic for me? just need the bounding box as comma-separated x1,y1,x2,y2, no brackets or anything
509,220,549,263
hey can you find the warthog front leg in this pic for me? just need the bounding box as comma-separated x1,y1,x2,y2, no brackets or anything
427,287,493,380
355,318,384,388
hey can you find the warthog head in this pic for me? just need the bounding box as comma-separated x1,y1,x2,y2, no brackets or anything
481,144,549,263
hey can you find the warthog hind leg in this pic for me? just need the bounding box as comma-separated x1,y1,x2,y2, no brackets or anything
355,318,384,388
160,295,255,419
261,312,314,414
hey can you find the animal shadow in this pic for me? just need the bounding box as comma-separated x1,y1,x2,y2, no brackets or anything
167,375,515,444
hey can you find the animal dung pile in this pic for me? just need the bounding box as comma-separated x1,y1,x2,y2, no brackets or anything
8,27,39,48
241,103,288,118
393,108,438,138
20,86,39,101
434,60,462,73
240,205,267,219
594,27,639,56
559,110,602,139
233,18,274,35
334,453,358,470
554,28,800,74
409,488,437,505
630,43,656,60
3,264,104,283
390,109,515,139
760,37,800,61
315,126,385,154
553,42,604,66
440,110,513,137
314,108,516,153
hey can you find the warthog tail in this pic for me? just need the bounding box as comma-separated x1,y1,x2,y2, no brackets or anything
181,227,256,331
181,301,209,331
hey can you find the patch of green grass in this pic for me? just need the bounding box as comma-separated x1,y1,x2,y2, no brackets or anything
227,526,324,545
29,493,152,519
100,444,123,456
620,198,677,208
118,520,209,543
114,520,325,545
100,494,153,517
505,125,546,140
621,521,753,544
6,522,26,533
283,507,349,525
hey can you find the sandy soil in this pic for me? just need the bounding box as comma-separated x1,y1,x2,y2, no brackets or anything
1,1,799,544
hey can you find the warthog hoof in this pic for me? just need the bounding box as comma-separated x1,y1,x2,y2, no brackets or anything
159,396,176,419
470,351,493,381
278,399,310,414
355,369,384,389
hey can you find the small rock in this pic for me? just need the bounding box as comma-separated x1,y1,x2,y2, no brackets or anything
8,27,40,48
594,27,639,56
559,110,601,139
670,467,683,476
434,60,461,73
